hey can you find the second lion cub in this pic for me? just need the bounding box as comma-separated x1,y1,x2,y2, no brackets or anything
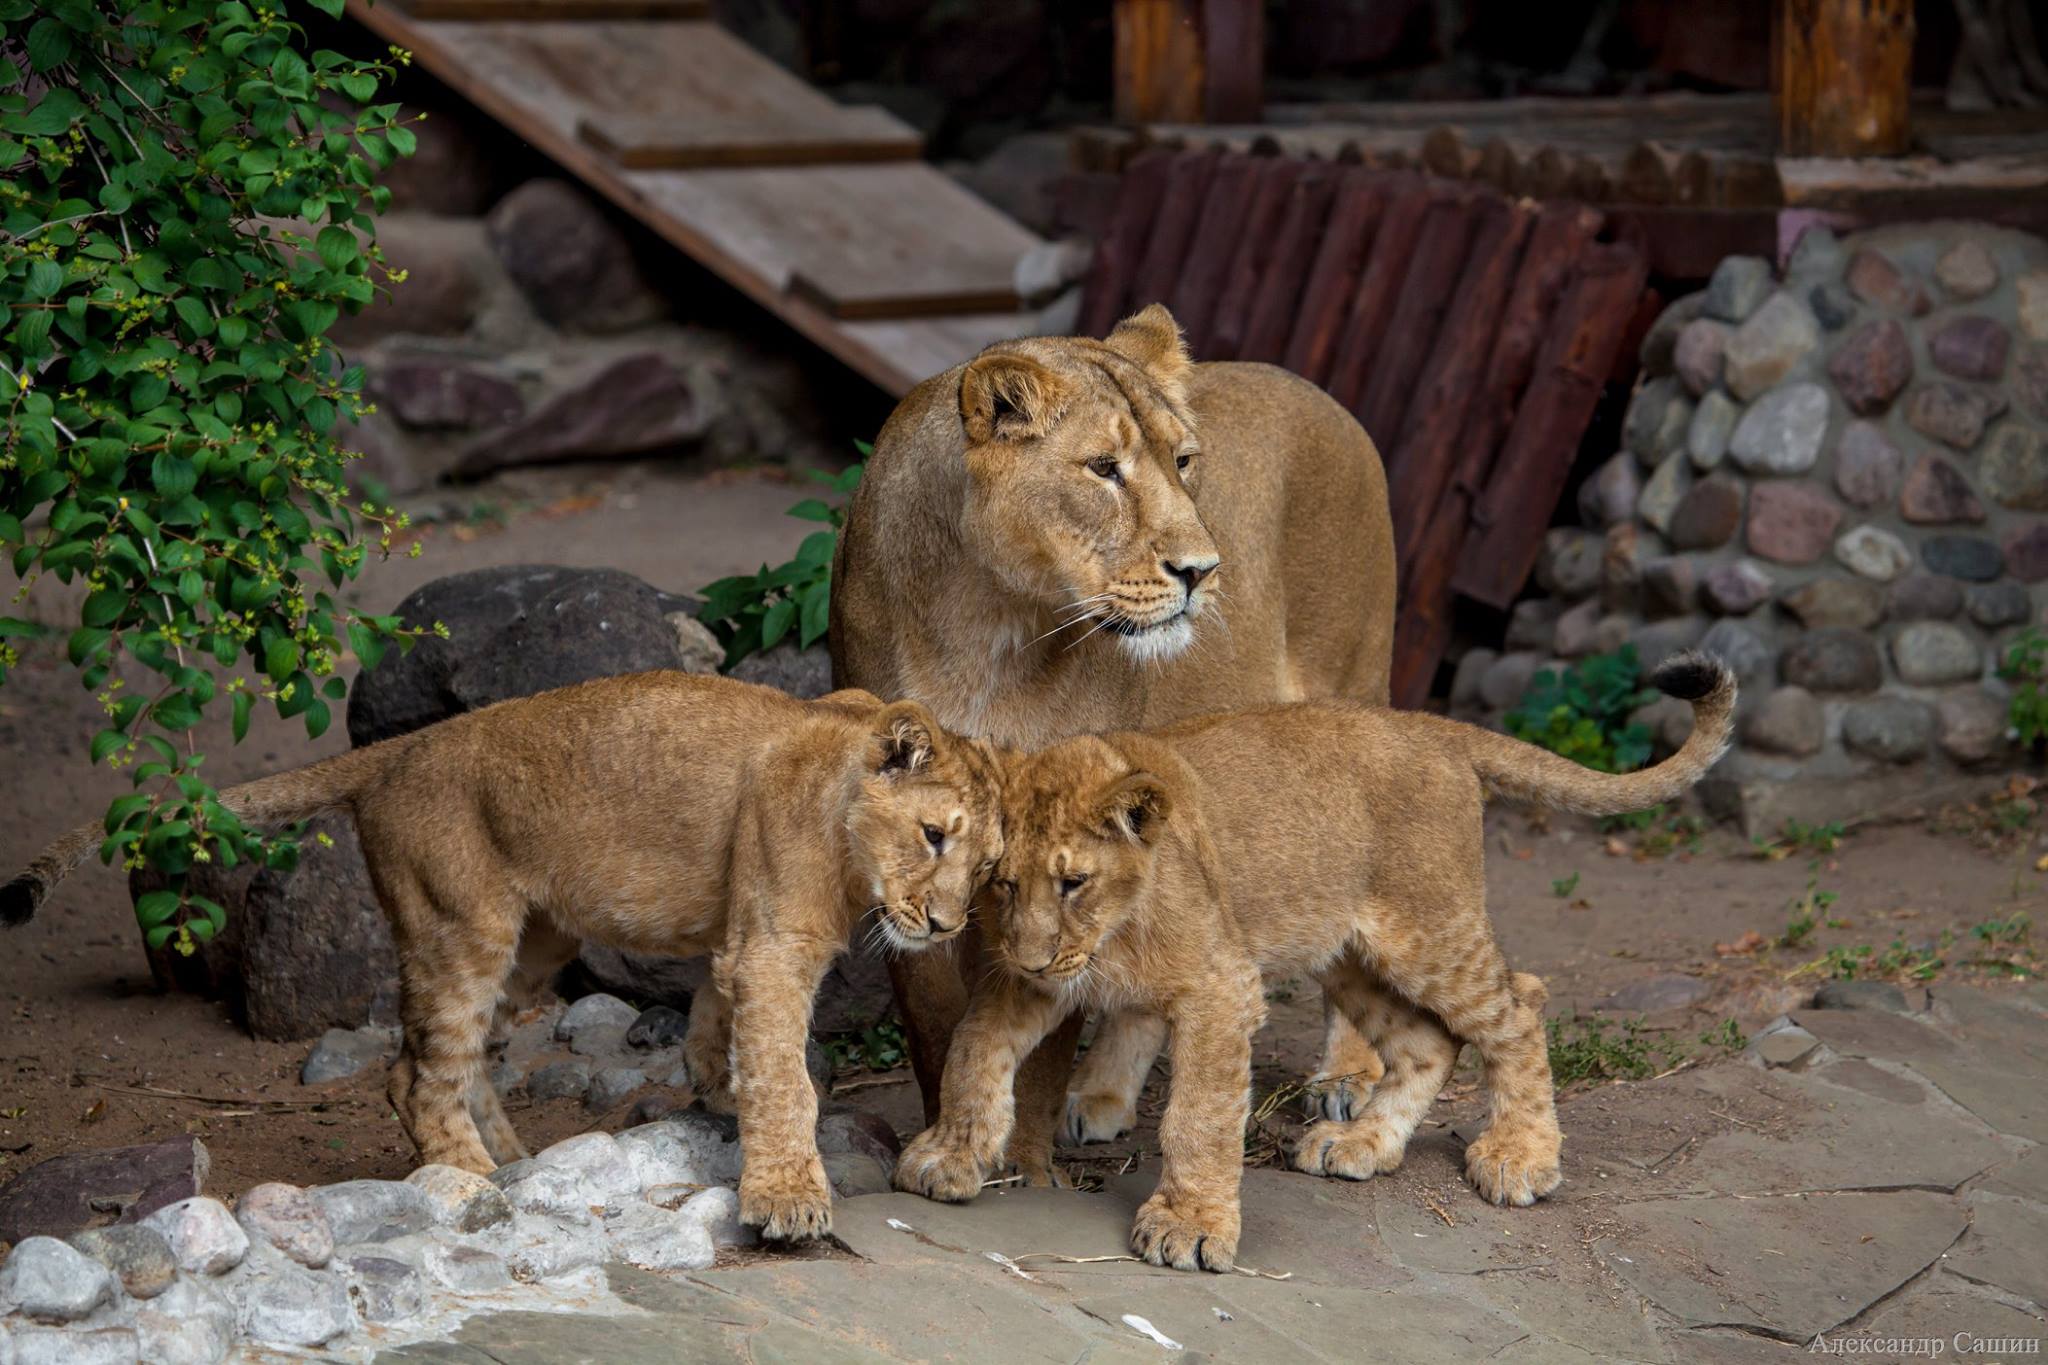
895,652,1735,1271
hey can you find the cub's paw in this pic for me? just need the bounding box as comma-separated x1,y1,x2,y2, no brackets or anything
1130,1196,1238,1274
1463,1127,1563,1207
894,1131,986,1203
1063,1091,1137,1144
1293,1118,1406,1181
680,1052,735,1114
1302,1069,1374,1123
739,1157,833,1240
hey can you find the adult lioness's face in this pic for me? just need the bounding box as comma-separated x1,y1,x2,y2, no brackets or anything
846,701,1006,952
956,305,1220,664
985,741,1170,997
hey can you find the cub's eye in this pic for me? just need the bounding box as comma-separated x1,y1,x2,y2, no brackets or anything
978,859,997,876
1176,452,1194,471
1060,874,1089,896
923,824,945,851
1086,456,1122,483
993,879,1018,900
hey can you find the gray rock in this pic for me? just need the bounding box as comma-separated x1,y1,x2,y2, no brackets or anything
136,1276,235,1362
1478,652,1542,711
824,1152,893,1198
235,1182,333,1269
371,356,525,433
1904,382,2007,451
1504,598,1563,651
1624,377,1689,465
1596,974,1711,1012
1629,616,1708,672
531,1132,641,1201
526,1060,592,1102
1922,535,2004,582
1890,573,1966,621
1703,255,1773,323
1578,452,1641,529
1630,695,1695,753
1449,647,1496,709
1635,454,1692,535
1013,237,1092,304
1686,390,1740,470
603,1201,716,1271
418,1241,512,1293
344,1253,426,1324
1698,620,1775,688
676,1185,756,1249
1843,698,1934,762
5,1325,140,1365
1749,1024,1822,1068
226,1244,355,1346
1723,291,1819,400
0,1138,209,1246
142,1197,247,1276
1673,318,1729,397
1813,980,1909,1013
1537,527,1605,600
1899,453,1987,525
817,1109,903,1167
1966,581,2031,628
403,1164,513,1234
589,1066,649,1111
311,1180,434,1245
485,178,665,334
69,1223,176,1299
347,565,695,747
1640,292,1706,373
1783,629,1883,692
619,1110,746,1189
1936,240,1999,298
1890,622,1982,686
1700,560,1773,616
1808,281,1856,330
568,1024,630,1059
1729,381,1830,474
498,1211,609,1283
1832,420,1906,508
566,944,699,1013
489,1161,604,1221
1834,525,1914,582
301,1024,399,1085
626,1005,689,1051
0,1236,116,1321
1743,686,1825,757
1782,578,1886,631
556,992,640,1042
1929,315,2011,382
1640,558,1698,618
1980,422,2048,511
1938,691,2010,764
729,642,834,700
328,215,489,346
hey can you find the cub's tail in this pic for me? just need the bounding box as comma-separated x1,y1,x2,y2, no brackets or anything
2,743,399,928
1464,650,1736,819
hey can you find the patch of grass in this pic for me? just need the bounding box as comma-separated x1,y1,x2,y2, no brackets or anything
821,1019,907,1073
1551,871,1582,899
1752,819,1847,861
1998,627,2048,748
1698,1018,1747,1053
1599,805,1664,834
1780,876,1838,949
1547,1014,1749,1087
1968,912,2037,979
1804,937,1945,983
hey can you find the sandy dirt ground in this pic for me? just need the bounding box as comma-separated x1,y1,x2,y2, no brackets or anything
0,462,2041,1200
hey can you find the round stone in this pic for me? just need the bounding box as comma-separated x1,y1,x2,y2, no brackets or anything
1905,383,2007,451
1846,249,1931,315
1698,619,1776,686
2019,271,2048,342
1536,528,1604,599
1835,525,1914,582
1579,452,1642,529
588,1065,649,1111
1938,691,2011,764
1674,318,1729,396
1826,319,1912,415
1478,652,1542,710
236,1182,334,1269
1890,574,1966,621
1890,622,1982,686
1832,421,1906,508
1935,240,1999,299
1923,535,2004,583
527,1059,593,1101
69,1224,176,1300
405,1164,514,1234
1783,629,1884,692
1743,686,1825,757
1636,453,1693,534
0,1236,117,1321
531,1131,641,1200
1899,454,1986,525
1701,560,1774,616
1965,581,2031,629
311,1179,435,1244
1980,424,2048,511
1929,316,2011,382
1687,391,1741,470
1450,647,1497,708
1724,292,1819,400
1809,282,1856,331
1505,599,1562,651
346,1253,427,1324
1669,478,1745,550
1782,578,1886,630
1730,382,1830,474
1704,255,1773,323
1746,480,1842,565
555,993,640,1042
1625,376,1688,465
1629,616,1708,672
143,1196,249,1276
1843,699,1935,762
1641,558,1699,618
2017,346,2048,422
1788,226,1846,280
2005,523,2048,583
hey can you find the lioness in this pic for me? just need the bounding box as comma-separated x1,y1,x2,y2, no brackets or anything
831,303,1397,1167
894,653,1736,1272
6,673,1002,1240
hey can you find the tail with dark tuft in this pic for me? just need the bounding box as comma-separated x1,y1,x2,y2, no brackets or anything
1652,650,1729,703
1,876,43,927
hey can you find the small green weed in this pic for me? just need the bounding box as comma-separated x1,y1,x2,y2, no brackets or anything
1998,628,2048,748
1506,646,1657,774
1551,871,1582,899
1599,805,1664,834
1752,820,1846,860
698,453,867,668
1780,876,1838,949
1547,1014,1747,1087
821,1019,907,1073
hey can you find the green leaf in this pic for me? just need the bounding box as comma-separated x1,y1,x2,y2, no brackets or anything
25,259,63,300
0,616,48,638
786,499,836,523
90,729,127,765
264,636,301,682
315,225,359,271
135,890,182,929
81,590,128,628
24,17,72,71
386,124,417,157
761,597,795,651
799,577,830,648
347,621,386,672
144,924,178,950
231,689,252,743
151,451,198,499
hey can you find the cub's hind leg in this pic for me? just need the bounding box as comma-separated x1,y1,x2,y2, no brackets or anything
1305,992,1387,1122
1064,1009,1166,1144
471,920,580,1166
1296,962,1457,1181
681,970,735,1114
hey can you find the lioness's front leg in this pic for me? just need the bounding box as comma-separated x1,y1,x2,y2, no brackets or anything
730,931,840,1239
895,978,1069,1203
1133,972,1261,1274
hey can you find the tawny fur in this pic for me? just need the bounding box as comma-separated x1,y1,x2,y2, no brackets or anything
829,303,1398,1172
894,654,1735,1272
5,673,1004,1242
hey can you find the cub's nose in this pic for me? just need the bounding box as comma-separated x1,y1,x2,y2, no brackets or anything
1164,556,1219,598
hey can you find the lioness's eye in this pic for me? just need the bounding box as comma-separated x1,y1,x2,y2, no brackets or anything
923,824,945,851
1087,456,1122,483
1060,874,1089,895
1176,452,1193,471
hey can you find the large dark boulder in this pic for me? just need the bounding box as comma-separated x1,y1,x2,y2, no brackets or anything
0,1138,208,1243
347,565,699,746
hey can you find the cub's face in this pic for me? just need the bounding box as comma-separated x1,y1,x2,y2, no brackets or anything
986,742,1172,997
846,703,1005,952
956,306,1221,665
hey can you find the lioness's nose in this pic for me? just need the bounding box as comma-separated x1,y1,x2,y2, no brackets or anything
1164,556,1218,596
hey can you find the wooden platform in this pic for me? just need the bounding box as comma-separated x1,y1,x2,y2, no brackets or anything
347,4,1042,393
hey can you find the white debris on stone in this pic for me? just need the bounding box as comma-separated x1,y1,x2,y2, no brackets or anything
677,1186,757,1249
492,1160,606,1222
0,1237,117,1321
314,1180,436,1244
224,1243,356,1347
1122,1314,1184,1350
531,1132,641,1201
603,1201,716,1272
142,1199,249,1277
6,1322,141,1365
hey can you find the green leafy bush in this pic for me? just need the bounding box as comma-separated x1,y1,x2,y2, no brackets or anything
1998,627,2048,748
1,1,429,954
697,456,863,669
1504,644,1656,774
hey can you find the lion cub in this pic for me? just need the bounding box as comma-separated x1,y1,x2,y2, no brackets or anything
7,672,1003,1241
895,653,1735,1272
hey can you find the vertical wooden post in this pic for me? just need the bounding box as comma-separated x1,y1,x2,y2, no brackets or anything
1773,0,1914,156
1113,0,1263,125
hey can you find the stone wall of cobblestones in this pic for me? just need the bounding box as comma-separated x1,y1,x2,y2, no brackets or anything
1451,223,2048,832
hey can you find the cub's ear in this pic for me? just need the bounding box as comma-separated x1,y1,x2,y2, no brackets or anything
1103,304,1191,392
1097,771,1171,845
960,351,1070,444
873,699,940,776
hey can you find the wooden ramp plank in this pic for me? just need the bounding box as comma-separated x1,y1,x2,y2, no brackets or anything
578,106,921,169
343,3,1041,387
397,0,709,18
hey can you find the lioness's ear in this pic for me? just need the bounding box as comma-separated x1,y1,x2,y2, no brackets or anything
1103,304,1191,392
1097,772,1171,844
873,700,939,776
961,352,1070,444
